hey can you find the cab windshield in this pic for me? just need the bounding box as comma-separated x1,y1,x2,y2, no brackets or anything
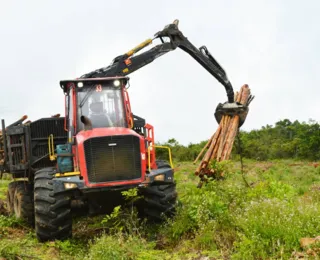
77,83,126,131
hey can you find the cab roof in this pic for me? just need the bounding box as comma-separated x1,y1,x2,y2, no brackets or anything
59,76,129,93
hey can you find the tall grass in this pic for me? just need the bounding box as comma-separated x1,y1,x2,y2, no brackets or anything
0,160,320,259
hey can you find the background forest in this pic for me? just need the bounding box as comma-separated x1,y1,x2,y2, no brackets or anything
157,119,320,162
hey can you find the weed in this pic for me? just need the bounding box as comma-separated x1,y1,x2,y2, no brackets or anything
85,233,158,260
55,239,86,257
0,215,22,228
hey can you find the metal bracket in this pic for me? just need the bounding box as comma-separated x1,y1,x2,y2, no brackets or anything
214,102,249,127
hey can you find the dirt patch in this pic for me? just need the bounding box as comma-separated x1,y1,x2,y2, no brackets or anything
309,162,320,168
0,227,26,239
46,245,61,259
254,162,274,172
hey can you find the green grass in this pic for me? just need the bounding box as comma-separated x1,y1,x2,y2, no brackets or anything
0,160,320,259
0,180,9,200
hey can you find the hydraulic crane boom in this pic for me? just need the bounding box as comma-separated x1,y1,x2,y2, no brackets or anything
80,19,235,103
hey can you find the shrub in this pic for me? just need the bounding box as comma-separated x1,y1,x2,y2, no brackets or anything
163,181,228,242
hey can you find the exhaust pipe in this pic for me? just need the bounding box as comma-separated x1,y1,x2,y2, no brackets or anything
81,116,92,130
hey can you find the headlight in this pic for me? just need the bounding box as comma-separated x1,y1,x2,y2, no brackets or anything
64,183,78,189
113,80,121,87
77,82,84,88
154,174,165,181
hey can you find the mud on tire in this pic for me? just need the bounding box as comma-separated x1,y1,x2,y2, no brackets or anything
34,167,72,242
6,182,16,215
14,182,34,226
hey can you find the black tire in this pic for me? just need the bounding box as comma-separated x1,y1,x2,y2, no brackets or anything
140,183,177,221
13,182,34,226
34,167,72,242
139,160,177,221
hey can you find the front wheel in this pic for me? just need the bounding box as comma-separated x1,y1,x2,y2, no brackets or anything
140,182,177,222
34,167,72,242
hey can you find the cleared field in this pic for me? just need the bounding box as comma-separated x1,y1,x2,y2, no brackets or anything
0,160,320,259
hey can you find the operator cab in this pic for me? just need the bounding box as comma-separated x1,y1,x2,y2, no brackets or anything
77,81,126,130
60,77,133,135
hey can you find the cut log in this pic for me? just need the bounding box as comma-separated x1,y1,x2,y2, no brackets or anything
193,133,215,164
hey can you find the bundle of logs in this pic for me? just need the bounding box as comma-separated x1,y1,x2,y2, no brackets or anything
194,84,254,186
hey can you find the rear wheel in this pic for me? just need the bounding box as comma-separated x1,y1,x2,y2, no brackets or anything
34,167,72,241
6,181,34,226
139,160,177,221
13,182,34,226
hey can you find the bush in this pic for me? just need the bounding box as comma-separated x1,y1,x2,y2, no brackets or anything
163,181,228,242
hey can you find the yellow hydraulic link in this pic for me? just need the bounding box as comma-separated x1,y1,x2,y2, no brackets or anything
126,39,153,57
147,145,174,171
122,68,129,74
55,171,80,177
48,134,56,161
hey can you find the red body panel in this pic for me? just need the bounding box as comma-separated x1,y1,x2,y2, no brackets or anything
76,127,146,188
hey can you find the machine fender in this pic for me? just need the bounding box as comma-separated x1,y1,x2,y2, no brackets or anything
144,168,174,185
52,176,84,194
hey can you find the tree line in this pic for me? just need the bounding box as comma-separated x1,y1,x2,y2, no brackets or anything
156,119,320,162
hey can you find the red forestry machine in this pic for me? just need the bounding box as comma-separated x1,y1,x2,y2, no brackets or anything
0,20,247,241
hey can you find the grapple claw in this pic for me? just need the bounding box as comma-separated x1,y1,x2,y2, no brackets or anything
214,102,249,127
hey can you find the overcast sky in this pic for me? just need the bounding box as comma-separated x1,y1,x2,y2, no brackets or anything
1,0,319,145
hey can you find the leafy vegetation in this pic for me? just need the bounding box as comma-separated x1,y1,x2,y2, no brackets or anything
0,179,9,200
240,119,320,161
1,160,320,259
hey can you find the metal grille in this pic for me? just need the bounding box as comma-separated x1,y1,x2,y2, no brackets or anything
31,143,55,169
30,118,67,139
28,118,67,170
84,135,141,183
